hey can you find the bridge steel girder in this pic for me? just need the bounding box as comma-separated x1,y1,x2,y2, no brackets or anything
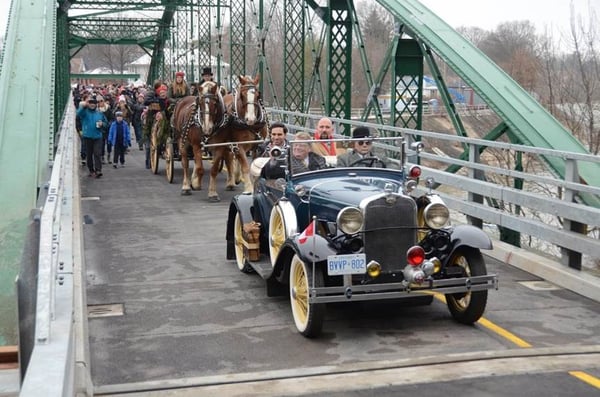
283,0,305,115
230,0,247,85
0,0,57,346
391,38,423,130
326,0,353,136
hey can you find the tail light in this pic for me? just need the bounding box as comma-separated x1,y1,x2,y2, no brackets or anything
407,246,425,266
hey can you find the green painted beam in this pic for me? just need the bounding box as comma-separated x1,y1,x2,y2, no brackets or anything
0,0,56,346
70,73,141,79
376,0,600,197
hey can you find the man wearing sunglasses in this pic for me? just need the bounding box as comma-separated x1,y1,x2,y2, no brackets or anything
337,126,388,168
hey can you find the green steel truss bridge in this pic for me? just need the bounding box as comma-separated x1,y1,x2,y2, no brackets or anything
1,0,599,355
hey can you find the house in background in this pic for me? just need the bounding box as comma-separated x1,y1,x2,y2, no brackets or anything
128,51,230,87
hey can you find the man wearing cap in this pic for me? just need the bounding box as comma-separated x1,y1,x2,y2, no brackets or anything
108,111,132,168
337,126,391,168
77,96,108,178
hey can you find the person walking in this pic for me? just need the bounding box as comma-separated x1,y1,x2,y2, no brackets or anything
131,93,146,150
108,111,132,168
77,96,107,178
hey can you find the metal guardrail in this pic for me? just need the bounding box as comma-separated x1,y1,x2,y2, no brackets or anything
19,100,92,396
267,107,600,268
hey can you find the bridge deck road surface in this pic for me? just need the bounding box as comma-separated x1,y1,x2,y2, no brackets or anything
80,148,600,396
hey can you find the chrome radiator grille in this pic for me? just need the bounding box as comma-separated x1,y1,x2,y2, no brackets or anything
362,194,417,273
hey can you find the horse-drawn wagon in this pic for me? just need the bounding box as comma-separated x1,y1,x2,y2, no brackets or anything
158,75,268,199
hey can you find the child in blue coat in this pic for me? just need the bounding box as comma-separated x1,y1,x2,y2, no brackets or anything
108,111,132,168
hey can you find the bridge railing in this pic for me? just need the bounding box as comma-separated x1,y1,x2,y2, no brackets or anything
267,108,600,270
19,99,92,396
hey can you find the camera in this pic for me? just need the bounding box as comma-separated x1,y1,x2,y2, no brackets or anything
269,146,283,158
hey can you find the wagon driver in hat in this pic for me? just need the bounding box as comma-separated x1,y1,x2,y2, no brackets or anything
337,126,393,168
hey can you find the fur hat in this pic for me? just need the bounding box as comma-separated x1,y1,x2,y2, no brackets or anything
352,126,371,139
202,67,213,76
175,71,185,77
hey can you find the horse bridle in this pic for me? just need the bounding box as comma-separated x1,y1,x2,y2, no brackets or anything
232,84,265,124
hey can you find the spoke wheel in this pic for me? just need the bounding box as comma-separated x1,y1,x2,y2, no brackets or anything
165,138,175,183
289,254,325,338
445,247,488,324
268,206,286,266
150,123,160,174
233,212,254,273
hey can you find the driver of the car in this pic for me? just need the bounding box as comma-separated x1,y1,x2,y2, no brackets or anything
337,126,387,167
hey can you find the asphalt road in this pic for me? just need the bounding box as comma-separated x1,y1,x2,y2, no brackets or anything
80,147,600,396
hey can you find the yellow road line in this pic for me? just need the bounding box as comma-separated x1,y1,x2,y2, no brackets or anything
433,293,532,348
476,317,532,348
433,293,598,388
569,371,600,389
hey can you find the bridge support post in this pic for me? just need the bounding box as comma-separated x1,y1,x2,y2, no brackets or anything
467,143,483,229
561,159,583,270
326,0,353,135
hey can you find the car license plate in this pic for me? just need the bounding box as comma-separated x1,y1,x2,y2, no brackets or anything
327,254,367,275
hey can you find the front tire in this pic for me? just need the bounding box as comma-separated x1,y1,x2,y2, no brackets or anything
150,124,160,174
445,247,488,324
269,206,286,266
289,255,325,338
234,212,254,273
165,138,175,183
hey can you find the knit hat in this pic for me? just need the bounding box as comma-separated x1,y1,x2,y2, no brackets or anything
175,71,185,77
115,111,123,117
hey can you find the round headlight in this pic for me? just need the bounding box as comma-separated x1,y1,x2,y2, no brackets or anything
423,202,449,229
337,207,364,235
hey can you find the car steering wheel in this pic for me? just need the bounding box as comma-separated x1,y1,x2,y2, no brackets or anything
349,157,386,168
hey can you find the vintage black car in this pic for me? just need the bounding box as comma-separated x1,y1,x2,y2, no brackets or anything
226,137,498,337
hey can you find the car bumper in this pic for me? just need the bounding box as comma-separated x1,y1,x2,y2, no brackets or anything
309,274,498,303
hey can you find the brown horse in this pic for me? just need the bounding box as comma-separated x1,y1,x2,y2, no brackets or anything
206,74,268,202
171,81,225,195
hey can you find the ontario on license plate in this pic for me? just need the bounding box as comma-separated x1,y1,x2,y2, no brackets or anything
327,253,367,275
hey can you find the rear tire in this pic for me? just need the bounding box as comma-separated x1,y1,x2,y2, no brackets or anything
445,247,488,324
233,212,254,273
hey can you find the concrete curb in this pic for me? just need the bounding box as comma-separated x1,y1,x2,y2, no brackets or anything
488,239,600,303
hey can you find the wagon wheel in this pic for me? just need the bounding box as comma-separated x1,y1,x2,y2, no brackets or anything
445,247,488,324
233,212,254,273
165,137,175,183
289,254,325,338
150,121,160,174
268,206,286,267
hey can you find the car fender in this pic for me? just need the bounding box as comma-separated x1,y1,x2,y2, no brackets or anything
449,224,493,252
273,237,337,283
289,234,337,265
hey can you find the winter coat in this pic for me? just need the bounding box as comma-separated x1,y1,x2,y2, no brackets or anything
76,105,108,140
108,120,132,148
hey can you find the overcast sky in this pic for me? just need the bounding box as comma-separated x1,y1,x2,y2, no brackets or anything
419,0,598,36
1,0,598,42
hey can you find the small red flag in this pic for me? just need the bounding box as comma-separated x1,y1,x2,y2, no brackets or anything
298,220,315,245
